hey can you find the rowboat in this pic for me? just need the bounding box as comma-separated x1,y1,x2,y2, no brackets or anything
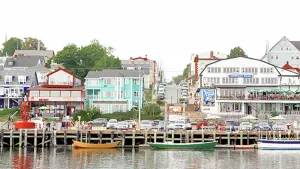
257,139,300,150
72,140,120,149
148,141,217,149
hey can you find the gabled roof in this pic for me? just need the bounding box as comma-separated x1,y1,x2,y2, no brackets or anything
14,50,55,57
4,55,45,68
199,56,299,76
46,68,79,78
85,69,144,78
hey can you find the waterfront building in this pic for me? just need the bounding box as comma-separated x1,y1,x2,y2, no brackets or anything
27,68,84,116
262,36,300,68
198,56,300,120
85,69,144,114
0,65,50,108
121,56,159,89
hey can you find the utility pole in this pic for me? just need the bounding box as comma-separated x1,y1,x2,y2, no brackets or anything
138,69,141,129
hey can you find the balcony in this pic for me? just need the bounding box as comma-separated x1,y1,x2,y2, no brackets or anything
87,95,101,100
217,93,300,101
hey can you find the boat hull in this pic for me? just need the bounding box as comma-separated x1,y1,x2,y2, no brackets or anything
72,140,120,149
257,139,300,150
14,121,36,130
148,141,217,149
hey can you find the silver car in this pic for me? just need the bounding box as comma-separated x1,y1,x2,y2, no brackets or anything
141,120,152,130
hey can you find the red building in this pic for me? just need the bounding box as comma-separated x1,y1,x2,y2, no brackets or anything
27,68,84,116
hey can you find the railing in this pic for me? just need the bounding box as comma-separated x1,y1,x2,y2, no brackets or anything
86,95,101,100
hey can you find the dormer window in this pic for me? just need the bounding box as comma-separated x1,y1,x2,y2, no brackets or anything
4,76,12,84
18,75,26,84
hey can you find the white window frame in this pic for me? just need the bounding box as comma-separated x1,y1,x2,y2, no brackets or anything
125,79,129,85
18,75,26,84
4,76,12,83
88,79,98,86
134,91,139,97
125,91,129,97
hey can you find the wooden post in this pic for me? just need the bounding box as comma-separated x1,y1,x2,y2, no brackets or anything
111,130,114,143
213,130,216,141
163,132,166,143
19,129,22,147
172,131,174,143
154,130,157,143
191,130,194,143
24,129,28,147
80,130,83,142
240,131,243,145
99,130,102,144
247,131,249,145
144,130,148,144
85,131,88,143
122,131,126,148
297,132,299,140
132,130,136,147
0,129,3,147
64,130,67,145
88,130,91,143
10,129,13,147
53,131,57,146
266,131,268,140
42,128,45,147
279,131,281,140
258,131,260,140
201,129,204,143
273,131,275,139
34,129,37,147
227,132,230,145
179,132,182,143
186,131,189,143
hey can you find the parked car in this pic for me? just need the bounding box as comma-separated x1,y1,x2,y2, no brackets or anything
106,119,118,129
252,122,271,131
239,122,253,130
225,120,239,131
167,121,176,130
116,121,129,130
185,119,192,130
174,120,187,130
272,122,287,131
141,120,152,130
197,120,208,130
158,88,165,94
31,117,43,129
182,86,188,90
158,93,165,100
157,121,165,131
125,120,136,129
91,118,107,127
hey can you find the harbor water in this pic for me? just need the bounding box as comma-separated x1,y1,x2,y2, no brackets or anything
1,147,300,169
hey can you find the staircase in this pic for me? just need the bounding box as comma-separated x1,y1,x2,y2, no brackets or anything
183,111,204,123
248,103,265,120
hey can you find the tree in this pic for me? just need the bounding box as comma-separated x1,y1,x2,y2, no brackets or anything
172,74,184,85
2,37,23,56
22,37,47,50
73,108,101,122
227,46,247,58
143,103,161,116
52,40,121,78
183,64,190,79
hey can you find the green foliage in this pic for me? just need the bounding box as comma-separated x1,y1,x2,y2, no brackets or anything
156,100,166,106
100,111,163,121
72,108,101,122
172,74,184,85
227,46,247,58
145,87,153,102
183,64,190,79
22,37,47,50
52,40,121,78
179,98,185,103
270,111,279,117
143,103,161,116
2,37,23,56
0,107,20,122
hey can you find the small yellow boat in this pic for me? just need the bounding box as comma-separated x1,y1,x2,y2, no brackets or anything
72,140,120,149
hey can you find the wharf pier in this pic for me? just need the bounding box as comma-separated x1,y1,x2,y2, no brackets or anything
0,129,296,148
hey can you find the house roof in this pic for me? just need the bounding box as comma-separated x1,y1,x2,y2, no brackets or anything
199,56,299,77
13,50,55,57
0,65,50,86
28,86,84,91
290,41,300,51
4,56,45,68
122,64,150,74
46,68,79,79
85,69,144,78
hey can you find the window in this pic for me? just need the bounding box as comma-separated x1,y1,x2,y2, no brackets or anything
242,67,257,73
134,79,140,85
40,91,49,97
104,91,113,97
260,67,273,73
243,78,259,84
18,75,26,84
292,56,294,60
88,79,98,86
222,77,238,84
4,76,12,84
134,91,139,97
30,91,39,97
125,79,129,84
40,73,45,80
276,55,278,59
71,91,81,97
271,56,273,59
61,91,70,97
104,78,114,85
203,77,220,84
222,67,239,73
281,47,283,50
261,78,277,84
125,91,129,97
50,91,60,97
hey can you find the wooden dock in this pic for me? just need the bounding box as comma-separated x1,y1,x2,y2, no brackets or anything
0,129,297,148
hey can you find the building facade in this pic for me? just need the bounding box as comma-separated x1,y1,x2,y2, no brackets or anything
198,57,300,120
27,68,84,116
0,65,50,109
262,36,300,68
85,69,144,114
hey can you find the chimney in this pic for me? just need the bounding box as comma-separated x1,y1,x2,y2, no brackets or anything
210,51,214,58
239,50,243,56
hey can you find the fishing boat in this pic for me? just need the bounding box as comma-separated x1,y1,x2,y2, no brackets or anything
72,140,120,149
148,141,217,149
257,139,300,150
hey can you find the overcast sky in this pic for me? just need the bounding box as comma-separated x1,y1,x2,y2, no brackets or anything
1,0,300,81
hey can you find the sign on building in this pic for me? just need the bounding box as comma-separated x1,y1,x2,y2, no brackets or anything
202,89,215,107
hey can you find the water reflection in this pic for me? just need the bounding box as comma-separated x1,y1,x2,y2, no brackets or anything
1,147,300,169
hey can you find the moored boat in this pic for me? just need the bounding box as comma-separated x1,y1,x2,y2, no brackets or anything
72,140,120,149
257,139,300,150
148,141,217,149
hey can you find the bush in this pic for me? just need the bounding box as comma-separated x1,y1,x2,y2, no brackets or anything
143,103,161,116
73,108,101,122
156,100,166,106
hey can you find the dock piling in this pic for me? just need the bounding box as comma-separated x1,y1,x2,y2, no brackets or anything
122,131,126,147
201,129,204,143
42,128,45,147
64,130,67,145
9,129,13,147
111,130,114,143
144,130,148,144
172,131,174,143
0,129,3,147
191,130,194,143
186,131,189,143
154,130,157,143
88,130,91,143
99,130,102,144
227,132,230,145
24,129,28,147
34,129,37,147
19,129,22,147
240,131,243,145
247,131,249,145
53,131,57,146
213,130,216,141
163,132,166,143
132,130,136,147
